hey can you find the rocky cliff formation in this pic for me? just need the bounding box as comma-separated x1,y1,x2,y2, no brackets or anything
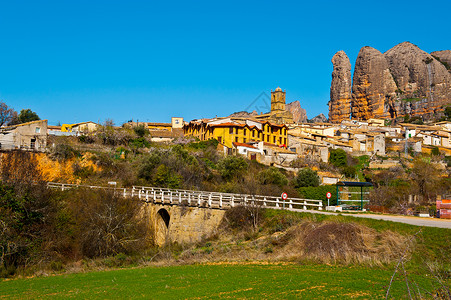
351,46,398,120
431,50,451,73
329,42,451,122
228,110,258,118
286,100,307,123
329,51,352,123
309,113,328,123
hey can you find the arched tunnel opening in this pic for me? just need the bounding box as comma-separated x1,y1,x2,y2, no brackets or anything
157,208,170,228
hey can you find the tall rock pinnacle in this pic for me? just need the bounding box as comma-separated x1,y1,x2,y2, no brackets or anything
329,51,352,123
329,42,451,122
351,46,398,120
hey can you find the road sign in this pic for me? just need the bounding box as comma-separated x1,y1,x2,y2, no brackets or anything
281,192,288,200
326,192,332,199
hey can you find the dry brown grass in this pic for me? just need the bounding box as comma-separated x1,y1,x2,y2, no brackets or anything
165,220,412,266
276,221,411,265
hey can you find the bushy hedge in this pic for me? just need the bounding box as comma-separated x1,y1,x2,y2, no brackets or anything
298,185,337,206
258,167,288,187
294,168,320,188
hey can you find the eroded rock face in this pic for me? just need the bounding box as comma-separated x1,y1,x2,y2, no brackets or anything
351,46,397,120
385,42,451,119
431,50,451,74
228,110,258,118
329,42,451,122
286,100,307,123
329,51,352,123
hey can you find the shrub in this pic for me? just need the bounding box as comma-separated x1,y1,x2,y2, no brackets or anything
129,137,151,149
218,156,248,181
153,164,182,189
78,135,95,144
68,189,148,258
51,144,78,161
298,186,337,205
431,146,440,156
257,167,288,187
138,152,162,182
188,139,219,150
133,124,149,137
222,205,266,231
294,168,320,188
445,106,451,120
73,163,95,178
329,148,347,167
0,181,53,277
341,165,357,178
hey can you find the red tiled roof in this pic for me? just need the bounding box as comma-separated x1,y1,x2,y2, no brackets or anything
209,122,246,128
232,142,258,149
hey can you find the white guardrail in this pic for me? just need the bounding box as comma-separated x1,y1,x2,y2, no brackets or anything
46,182,323,211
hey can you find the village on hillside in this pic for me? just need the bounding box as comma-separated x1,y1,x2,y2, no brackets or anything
2,87,450,185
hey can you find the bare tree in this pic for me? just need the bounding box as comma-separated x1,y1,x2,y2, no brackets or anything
0,102,16,127
104,118,115,127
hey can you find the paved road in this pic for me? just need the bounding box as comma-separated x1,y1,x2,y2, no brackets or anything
289,208,451,229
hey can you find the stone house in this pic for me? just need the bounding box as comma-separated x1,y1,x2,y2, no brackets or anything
0,120,48,151
232,142,263,156
258,142,297,167
61,121,99,134
288,134,329,162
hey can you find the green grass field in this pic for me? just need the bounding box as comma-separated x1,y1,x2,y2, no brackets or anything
0,263,443,299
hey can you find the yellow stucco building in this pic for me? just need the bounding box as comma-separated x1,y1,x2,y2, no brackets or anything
183,119,288,149
61,121,99,133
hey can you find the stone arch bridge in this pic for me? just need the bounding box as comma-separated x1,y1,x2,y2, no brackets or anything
47,183,323,245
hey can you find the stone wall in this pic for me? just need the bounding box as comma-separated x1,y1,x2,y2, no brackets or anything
142,203,226,246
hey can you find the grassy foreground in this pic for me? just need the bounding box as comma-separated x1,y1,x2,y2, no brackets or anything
0,263,441,299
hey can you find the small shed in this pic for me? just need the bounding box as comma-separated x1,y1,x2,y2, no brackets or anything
336,181,373,210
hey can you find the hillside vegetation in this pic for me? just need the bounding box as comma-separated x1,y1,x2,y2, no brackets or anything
0,126,450,298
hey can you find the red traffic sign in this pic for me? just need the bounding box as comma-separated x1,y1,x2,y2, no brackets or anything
281,192,288,200
326,192,332,199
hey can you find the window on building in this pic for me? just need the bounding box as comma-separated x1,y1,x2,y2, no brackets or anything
279,137,282,144
244,129,246,135
175,119,179,124
235,137,238,142
273,136,276,143
218,136,222,143
235,128,239,134
229,127,233,134
252,130,255,137
243,138,246,143
267,136,269,142
35,127,41,133
284,138,287,145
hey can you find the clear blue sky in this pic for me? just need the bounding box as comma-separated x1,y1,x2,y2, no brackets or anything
1,0,450,125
